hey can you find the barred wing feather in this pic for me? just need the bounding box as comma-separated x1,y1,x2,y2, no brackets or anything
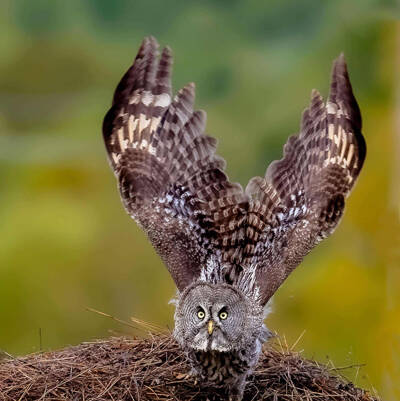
245,54,366,304
103,37,247,291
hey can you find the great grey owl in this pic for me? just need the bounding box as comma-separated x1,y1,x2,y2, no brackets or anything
102,37,366,399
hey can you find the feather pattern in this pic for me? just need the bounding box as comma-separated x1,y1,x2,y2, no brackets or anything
245,54,365,304
103,37,247,291
103,39,365,304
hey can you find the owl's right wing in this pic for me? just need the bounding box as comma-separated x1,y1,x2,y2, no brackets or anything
245,55,366,305
103,37,247,291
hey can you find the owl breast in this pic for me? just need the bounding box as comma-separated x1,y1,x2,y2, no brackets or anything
186,337,262,388
190,350,250,383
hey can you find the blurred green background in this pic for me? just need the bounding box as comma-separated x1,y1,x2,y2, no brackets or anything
1,0,399,399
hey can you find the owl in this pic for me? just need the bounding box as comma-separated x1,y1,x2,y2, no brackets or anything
102,37,366,400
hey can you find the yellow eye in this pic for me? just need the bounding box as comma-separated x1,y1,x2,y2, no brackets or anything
197,310,205,320
219,311,228,320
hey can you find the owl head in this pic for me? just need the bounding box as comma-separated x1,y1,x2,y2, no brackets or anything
173,282,268,353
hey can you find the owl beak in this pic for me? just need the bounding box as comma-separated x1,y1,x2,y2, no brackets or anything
207,320,214,335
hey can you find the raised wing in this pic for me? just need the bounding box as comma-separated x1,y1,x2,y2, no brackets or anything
245,55,366,305
103,39,365,302
103,37,247,291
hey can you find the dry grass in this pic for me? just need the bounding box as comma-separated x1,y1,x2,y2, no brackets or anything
0,333,379,401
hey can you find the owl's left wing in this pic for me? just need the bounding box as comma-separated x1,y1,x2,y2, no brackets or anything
245,55,366,305
103,37,247,291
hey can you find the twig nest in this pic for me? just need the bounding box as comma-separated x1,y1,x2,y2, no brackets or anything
0,334,378,400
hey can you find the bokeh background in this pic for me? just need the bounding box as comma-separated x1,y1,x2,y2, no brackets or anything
1,0,399,399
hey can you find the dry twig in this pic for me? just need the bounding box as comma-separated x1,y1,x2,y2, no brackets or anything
0,334,379,401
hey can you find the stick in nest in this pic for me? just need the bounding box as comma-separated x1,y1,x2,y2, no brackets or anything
0,333,379,401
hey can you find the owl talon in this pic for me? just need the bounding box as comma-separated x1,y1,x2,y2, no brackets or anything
175,372,190,380
175,370,198,384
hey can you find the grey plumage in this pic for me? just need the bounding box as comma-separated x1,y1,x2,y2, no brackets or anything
173,282,270,398
102,37,365,399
